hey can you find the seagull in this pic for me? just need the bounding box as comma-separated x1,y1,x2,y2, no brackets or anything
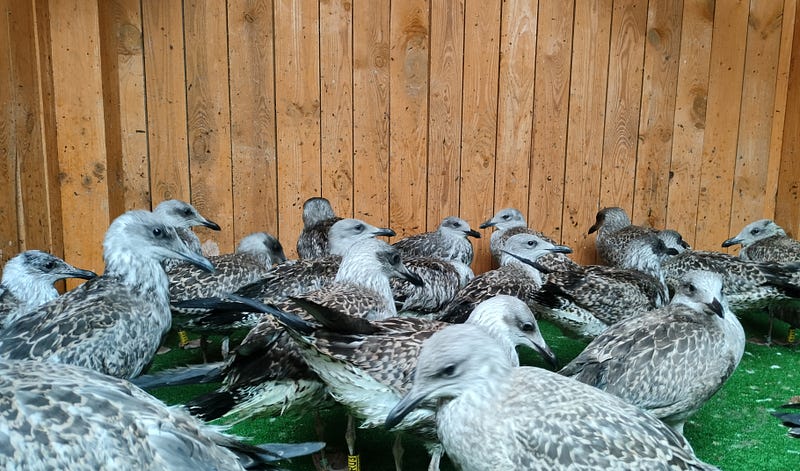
1,250,96,329
172,218,396,331
153,199,220,260
0,358,325,470
560,270,745,435
772,401,800,438
0,210,214,379
722,219,800,262
659,229,692,254
480,207,577,271
296,196,343,259
437,233,573,324
531,235,675,339
391,257,474,315
385,323,719,471
184,238,422,424
392,216,481,266
588,206,666,267
225,294,557,471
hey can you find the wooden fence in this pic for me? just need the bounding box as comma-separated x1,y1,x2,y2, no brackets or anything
2,0,799,276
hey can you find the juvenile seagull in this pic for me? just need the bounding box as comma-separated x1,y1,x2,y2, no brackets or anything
588,206,663,267
0,250,96,328
174,218,395,331
170,232,286,302
480,207,577,271
296,196,343,259
772,401,800,438
392,216,481,266
560,270,745,435
531,235,675,339
391,257,474,315
437,233,572,324
153,199,220,259
185,238,422,423
228,295,557,471
0,210,213,379
0,359,324,470
385,323,719,471
659,229,692,254
722,219,800,262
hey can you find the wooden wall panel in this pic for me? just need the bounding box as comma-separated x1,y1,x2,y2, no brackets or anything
352,0,390,227
141,0,190,203
389,0,429,237
48,0,111,275
274,0,321,252
563,0,612,264
494,0,537,223
460,0,501,273
4,0,800,272
427,0,464,228
632,0,682,230
227,0,279,240
599,0,647,213
0,0,19,264
184,0,235,254
320,0,354,216
694,1,749,250
530,0,573,241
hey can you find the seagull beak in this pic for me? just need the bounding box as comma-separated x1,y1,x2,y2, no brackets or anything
401,268,425,287
533,343,559,371
479,219,496,229
548,245,573,255
174,250,215,273
466,229,481,239
721,237,741,248
201,218,221,231
501,251,552,274
588,214,604,234
374,227,397,237
708,298,724,318
385,388,429,430
63,267,98,280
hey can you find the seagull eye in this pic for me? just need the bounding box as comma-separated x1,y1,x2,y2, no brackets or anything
152,228,163,237
684,283,696,294
520,322,534,332
390,253,401,265
750,228,760,235
44,261,56,270
527,240,537,247
354,224,364,232
439,364,457,378
502,214,510,220
182,208,192,216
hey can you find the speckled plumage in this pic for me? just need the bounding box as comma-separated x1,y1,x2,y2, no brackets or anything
296,197,343,259
588,206,665,267
723,219,800,262
560,270,745,435
0,210,213,379
437,233,573,323
392,216,480,265
480,207,578,270
185,238,421,423
0,359,323,471
153,200,220,269
532,235,675,339
0,251,96,329
391,257,474,314
385,323,719,471
661,250,800,313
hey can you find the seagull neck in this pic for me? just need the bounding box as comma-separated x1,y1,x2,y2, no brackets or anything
334,261,396,316
105,254,170,297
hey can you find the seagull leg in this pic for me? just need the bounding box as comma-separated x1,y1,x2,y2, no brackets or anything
392,433,404,471
345,413,357,456
427,444,443,471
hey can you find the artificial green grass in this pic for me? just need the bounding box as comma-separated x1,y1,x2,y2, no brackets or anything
149,311,800,470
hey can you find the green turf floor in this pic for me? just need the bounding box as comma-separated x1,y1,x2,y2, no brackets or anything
149,310,800,470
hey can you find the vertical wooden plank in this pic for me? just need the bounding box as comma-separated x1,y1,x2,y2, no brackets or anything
227,0,279,240
0,0,19,263
460,0,501,273
100,0,149,212
775,0,800,236
632,0,682,229
494,0,537,222
666,0,713,247
141,0,190,203
694,0,749,251
48,0,111,274
274,0,321,253
427,0,464,227
765,0,796,219
184,0,234,254
530,0,573,241
598,0,647,213
563,0,612,264
730,0,784,231
320,0,354,216
353,0,390,227
389,0,429,237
